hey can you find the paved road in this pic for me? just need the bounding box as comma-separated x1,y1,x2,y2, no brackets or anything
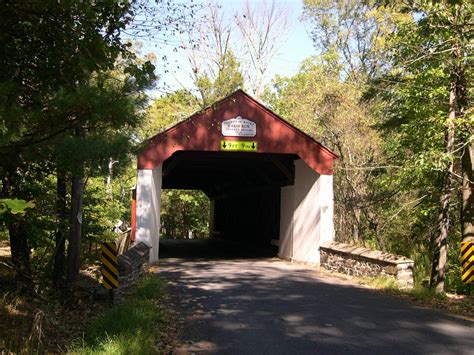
156,241,473,355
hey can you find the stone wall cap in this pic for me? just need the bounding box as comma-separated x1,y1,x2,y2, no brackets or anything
117,242,151,275
131,242,150,254
320,241,413,264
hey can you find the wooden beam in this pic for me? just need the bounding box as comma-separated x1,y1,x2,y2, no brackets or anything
213,182,285,201
268,156,294,183
162,155,186,177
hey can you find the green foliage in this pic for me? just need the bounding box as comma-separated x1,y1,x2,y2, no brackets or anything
379,0,472,180
303,0,401,79
0,171,58,251
196,50,244,107
71,277,168,354
0,0,158,283
408,286,447,301
0,1,154,151
82,178,127,245
140,90,199,140
82,300,159,349
74,330,154,355
161,190,210,239
373,0,473,291
0,199,35,218
135,275,167,300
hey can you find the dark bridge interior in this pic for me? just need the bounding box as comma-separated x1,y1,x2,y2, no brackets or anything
160,151,299,257
162,151,298,195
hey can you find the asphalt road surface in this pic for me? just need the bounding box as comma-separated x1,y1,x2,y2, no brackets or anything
157,240,473,355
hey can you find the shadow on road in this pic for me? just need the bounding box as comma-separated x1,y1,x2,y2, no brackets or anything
159,238,278,260
155,249,474,355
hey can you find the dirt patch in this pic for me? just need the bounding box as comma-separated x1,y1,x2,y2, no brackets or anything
0,266,105,352
148,265,182,354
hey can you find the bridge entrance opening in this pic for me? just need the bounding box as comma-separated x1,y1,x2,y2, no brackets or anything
158,151,298,259
133,90,337,264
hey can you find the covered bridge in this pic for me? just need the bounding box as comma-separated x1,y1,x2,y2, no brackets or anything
133,90,337,264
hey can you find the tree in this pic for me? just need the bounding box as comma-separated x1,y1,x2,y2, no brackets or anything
379,0,473,292
303,0,473,292
195,50,244,107
161,190,210,239
58,74,153,284
183,3,244,107
0,1,155,285
235,0,291,98
0,199,35,284
182,0,290,103
303,0,398,80
141,89,199,139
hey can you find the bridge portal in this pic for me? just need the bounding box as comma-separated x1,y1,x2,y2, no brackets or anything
133,90,337,264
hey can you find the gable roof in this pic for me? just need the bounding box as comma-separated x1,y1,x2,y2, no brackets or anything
138,90,338,175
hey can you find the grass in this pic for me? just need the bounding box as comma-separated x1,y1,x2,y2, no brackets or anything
358,274,452,300
70,276,169,354
358,275,399,290
359,275,449,301
408,286,448,301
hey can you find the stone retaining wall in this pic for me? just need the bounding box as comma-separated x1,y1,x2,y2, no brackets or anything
117,242,150,289
320,241,414,288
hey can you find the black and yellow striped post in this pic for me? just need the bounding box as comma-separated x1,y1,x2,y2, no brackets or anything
460,241,474,285
101,242,119,302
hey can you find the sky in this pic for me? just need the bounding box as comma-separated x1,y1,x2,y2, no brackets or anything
142,0,318,97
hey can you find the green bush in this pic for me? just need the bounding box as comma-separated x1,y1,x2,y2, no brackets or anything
71,277,167,354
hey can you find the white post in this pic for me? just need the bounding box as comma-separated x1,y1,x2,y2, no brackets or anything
292,160,320,264
135,165,162,263
279,159,335,265
318,174,334,247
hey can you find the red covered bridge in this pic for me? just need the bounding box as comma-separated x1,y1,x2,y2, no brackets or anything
133,90,337,263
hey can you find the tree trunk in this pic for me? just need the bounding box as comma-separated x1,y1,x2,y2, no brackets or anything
430,176,452,292
53,169,67,287
106,157,115,196
67,128,85,285
2,168,33,287
430,77,456,292
9,220,32,285
353,207,361,243
461,141,474,242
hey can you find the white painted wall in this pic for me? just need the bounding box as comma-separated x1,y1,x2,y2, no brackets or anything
278,159,334,264
318,174,334,249
135,165,162,263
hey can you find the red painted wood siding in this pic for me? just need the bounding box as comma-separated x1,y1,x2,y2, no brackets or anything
138,90,337,175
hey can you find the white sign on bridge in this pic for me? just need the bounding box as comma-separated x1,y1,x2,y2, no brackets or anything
222,116,256,137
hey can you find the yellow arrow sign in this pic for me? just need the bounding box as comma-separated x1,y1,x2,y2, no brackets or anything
220,140,257,152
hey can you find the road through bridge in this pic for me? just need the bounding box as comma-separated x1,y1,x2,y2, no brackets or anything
156,241,473,354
